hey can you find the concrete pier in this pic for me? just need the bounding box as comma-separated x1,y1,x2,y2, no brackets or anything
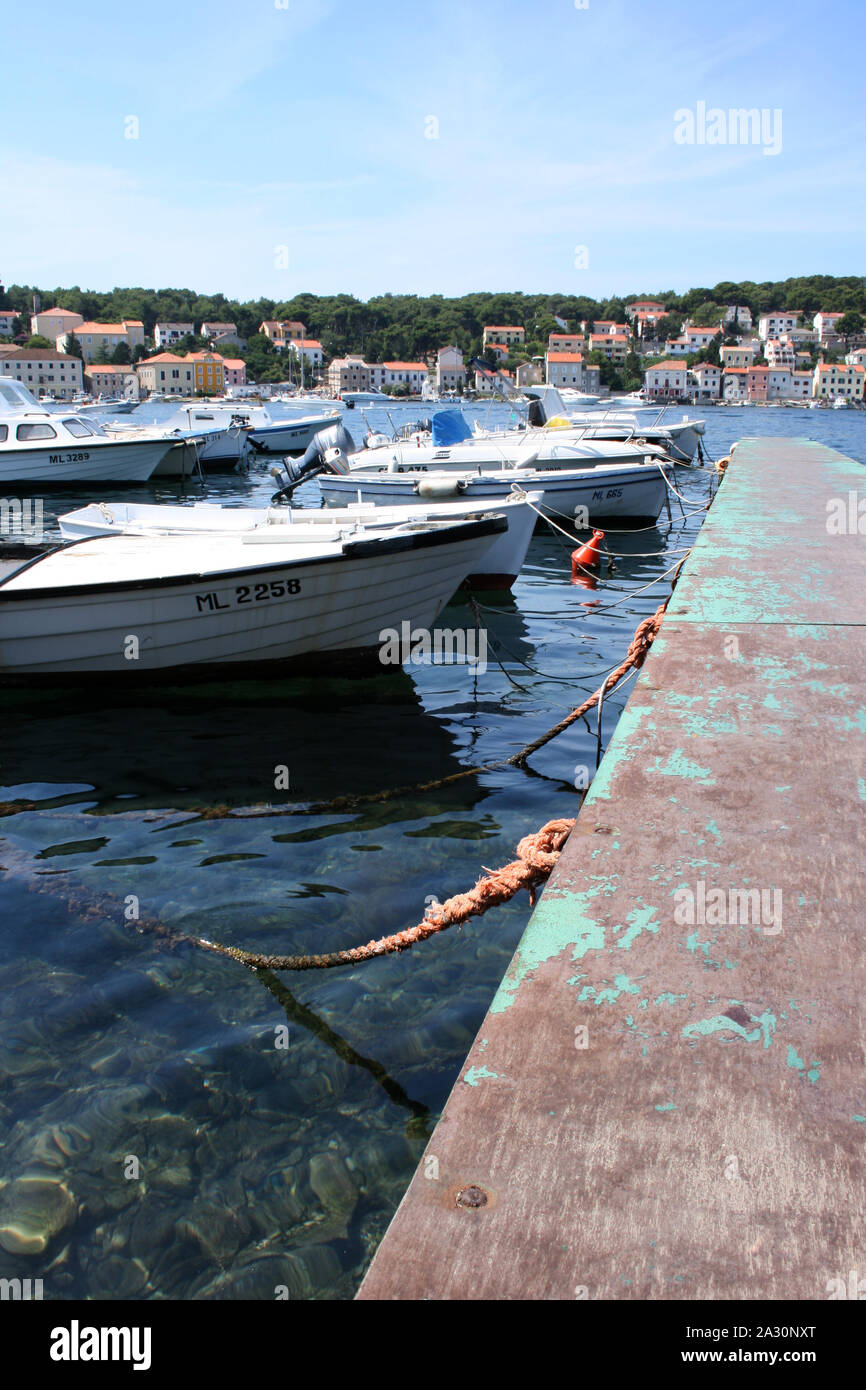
358,437,866,1301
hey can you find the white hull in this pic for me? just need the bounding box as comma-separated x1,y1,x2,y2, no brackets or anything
248,414,341,454
0,524,502,675
320,466,667,523
58,494,540,591
0,437,172,484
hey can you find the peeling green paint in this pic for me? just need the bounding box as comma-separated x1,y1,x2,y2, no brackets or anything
683,1010,776,1049
786,1045,821,1085
648,749,716,785
464,1064,499,1087
490,889,606,1014
654,1103,676,1112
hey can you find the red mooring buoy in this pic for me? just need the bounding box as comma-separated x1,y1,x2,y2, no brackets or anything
571,529,605,575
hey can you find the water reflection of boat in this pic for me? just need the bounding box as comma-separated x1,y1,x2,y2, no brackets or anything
0,674,486,821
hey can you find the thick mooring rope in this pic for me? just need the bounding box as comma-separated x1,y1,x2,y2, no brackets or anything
136,605,667,973
185,817,576,971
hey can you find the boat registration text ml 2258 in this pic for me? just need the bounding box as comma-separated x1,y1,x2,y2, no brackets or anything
195,578,302,612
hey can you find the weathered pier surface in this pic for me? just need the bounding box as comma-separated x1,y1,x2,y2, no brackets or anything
358,437,866,1301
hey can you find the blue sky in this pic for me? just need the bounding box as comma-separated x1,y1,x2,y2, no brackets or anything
3,0,864,301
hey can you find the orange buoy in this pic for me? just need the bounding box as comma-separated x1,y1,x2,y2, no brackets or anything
571,529,605,575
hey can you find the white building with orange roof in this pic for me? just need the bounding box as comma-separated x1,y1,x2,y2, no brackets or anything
545,351,589,389
589,333,629,364
475,367,514,395
626,300,666,322
813,360,866,401
383,361,428,390
664,337,691,357
84,363,140,399
765,338,796,370
0,344,84,400
485,342,511,361
757,311,800,341
136,352,196,396
720,344,756,369
548,332,583,353
31,305,83,341
688,363,721,399
481,325,524,348
644,360,689,399
813,311,846,342
59,319,144,362
288,338,323,369
722,367,749,401
436,346,467,392
684,325,720,351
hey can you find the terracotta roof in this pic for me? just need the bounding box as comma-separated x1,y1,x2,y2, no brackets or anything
647,361,688,372
219,359,246,370
383,362,428,371
547,352,585,362
0,346,79,360
40,307,82,318
483,325,523,332
139,352,190,365
85,363,133,373
74,322,129,334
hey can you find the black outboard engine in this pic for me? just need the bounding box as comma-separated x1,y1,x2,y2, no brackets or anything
527,397,545,427
269,422,356,501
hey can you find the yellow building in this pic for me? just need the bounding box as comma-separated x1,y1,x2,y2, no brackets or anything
188,352,225,394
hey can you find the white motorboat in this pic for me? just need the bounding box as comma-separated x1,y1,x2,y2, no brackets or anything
0,380,178,484
341,391,392,407
266,417,669,526
524,386,706,462
58,491,541,591
118,404,255,470
0,514,506,676
246,404,342,454
318,463,667,525
350,414,669,474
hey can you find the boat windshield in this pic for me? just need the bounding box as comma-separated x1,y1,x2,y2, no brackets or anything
62,418,97,437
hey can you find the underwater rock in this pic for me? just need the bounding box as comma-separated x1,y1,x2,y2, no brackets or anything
85,1254,148,1300
0,1173,77,1256
308,1152,358,1237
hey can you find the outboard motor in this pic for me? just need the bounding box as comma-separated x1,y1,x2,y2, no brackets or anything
269,423,356,501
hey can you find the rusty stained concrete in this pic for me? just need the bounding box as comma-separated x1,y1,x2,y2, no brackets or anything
358,437,866,1301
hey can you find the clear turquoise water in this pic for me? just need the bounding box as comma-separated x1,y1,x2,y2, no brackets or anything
0,404,862,1299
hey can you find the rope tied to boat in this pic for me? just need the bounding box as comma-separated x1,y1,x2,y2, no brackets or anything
186,817,576,971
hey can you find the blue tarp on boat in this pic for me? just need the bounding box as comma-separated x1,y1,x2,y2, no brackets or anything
431,410,473,446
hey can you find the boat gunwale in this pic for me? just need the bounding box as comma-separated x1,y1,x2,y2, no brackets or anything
0,514,507,602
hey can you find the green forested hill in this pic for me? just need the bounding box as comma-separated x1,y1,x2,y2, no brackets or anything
1,276,863,366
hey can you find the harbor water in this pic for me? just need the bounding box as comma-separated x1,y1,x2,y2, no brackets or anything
0,404,863,1299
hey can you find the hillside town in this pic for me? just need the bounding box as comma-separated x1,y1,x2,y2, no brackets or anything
0,295,864,405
